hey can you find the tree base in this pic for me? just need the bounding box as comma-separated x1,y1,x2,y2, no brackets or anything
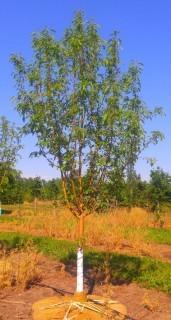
32,294,127,320
74,291,87,302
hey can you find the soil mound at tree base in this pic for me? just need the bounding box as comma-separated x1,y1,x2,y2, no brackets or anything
32,295,127,320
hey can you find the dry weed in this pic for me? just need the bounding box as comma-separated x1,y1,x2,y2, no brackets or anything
124,228,152,256
85,209,153,255
0,242,41,289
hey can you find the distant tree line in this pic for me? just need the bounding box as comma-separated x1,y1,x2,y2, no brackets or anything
1,166,171,214
0,169,61,204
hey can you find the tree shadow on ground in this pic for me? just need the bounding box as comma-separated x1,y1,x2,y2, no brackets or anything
35,283,73,296
62,250,142,294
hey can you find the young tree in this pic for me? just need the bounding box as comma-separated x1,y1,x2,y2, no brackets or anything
11,12,163,295
149,168,171,210
0,116,22,200
0,168,24,204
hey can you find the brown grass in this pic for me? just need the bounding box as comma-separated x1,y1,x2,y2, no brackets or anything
1,203,171,258
84,209,153,255
0,242,41,289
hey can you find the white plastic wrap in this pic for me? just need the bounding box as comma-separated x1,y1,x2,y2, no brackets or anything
76,247,83,293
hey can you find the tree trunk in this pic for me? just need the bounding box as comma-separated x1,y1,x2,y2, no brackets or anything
79,214,84,242
76,247,84,293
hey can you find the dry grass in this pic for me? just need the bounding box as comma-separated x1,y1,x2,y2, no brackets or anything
0,241,41,289
1,203,171,258
85,209,153,255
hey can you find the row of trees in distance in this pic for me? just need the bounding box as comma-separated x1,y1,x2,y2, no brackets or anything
1,166,171,215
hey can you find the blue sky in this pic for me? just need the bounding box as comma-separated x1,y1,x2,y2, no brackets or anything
0,0,170,180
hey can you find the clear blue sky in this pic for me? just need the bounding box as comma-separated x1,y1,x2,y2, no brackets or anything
0,0,170,180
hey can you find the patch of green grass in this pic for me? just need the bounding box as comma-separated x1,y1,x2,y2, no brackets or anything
33,236,76,260
0,216,18,223
0,215,30,225
147,228,171,245
124,226,171,245
0,232,171,293
0,232,77,260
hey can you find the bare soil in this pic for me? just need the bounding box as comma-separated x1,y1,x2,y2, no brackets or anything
0,256,171,320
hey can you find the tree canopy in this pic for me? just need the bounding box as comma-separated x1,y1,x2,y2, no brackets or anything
11,12,163,218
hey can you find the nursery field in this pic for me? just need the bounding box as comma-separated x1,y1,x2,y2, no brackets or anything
0,202,171,319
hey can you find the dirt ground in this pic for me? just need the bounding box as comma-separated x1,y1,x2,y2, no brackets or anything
0,256,171,320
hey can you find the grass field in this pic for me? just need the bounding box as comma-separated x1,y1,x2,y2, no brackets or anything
0,231,171,293
0,203,171,295
1,203,171,247
1,215,171,245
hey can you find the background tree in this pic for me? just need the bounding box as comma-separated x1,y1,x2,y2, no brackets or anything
41,178,61,201
148,168,171,215
124,172,148,208
11,12,163,295
0,116,22,205
0,169,24,204
1,174,61,204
